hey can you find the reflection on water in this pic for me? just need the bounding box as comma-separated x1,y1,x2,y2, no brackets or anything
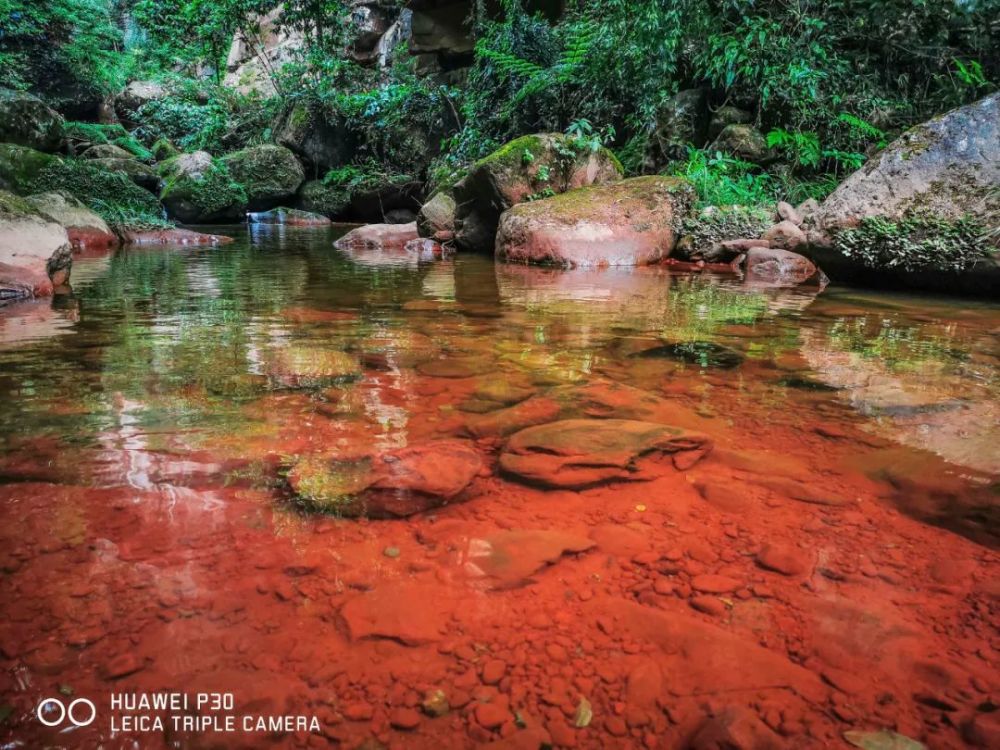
1,226,998,749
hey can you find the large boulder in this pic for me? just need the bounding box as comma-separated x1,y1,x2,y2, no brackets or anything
115,80,168,125
274,104,356,175
288,439,482,517
158,151,248,223
709,124,772,163
0,191,72,303
454,133,623,251
809,93,1000,296
495,176,695,267
26,191,117,249
221,144,304,211
499,419,712,489
0,144,59,194
85,158,159,192
0,89,64,153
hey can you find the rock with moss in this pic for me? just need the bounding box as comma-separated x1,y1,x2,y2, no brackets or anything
81,144,135,161
315,165,422,222
709,124,772,164
274,103,356,174
86,157,159,192
26,191,117,249
676,205,775,262
455,133,623,252
709,106,753,140
417,191,457,241
496,176,696,267
0,143,59,193
159,151,248,223
0,190,72,302
221,144,304,211
24,157,165,230
287,440,483,518
151,138,180,162
297,179,351,217
115,80,168,126
810,92,999,296
0,89,64,153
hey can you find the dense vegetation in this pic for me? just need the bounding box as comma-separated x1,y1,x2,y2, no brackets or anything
1,0,996,212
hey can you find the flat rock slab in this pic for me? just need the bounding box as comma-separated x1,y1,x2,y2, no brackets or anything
340,582,455,645
334,221,418,249
500,418,712,488
465,529,595,589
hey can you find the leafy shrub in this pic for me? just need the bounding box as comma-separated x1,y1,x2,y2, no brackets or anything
834,215,991,272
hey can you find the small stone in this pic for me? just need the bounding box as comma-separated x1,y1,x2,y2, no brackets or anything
421,689,449,717
389,707,422,730
343,703,374,721
101,653,143,680
762,220,807,251
755,543,811,576
482,658,507,685
776,201,803,226
690,574,740,594
690,596,727,617
383,546,400,559
475,702,511,730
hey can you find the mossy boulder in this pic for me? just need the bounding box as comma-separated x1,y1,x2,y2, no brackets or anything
81,144,135,161
454,133,624,252
496,176,696,267
297,179,351,217
86,157,159,192
221,144,304,211
151,138,180,162
310,166,422,222
0,190,72,301
0,88,64,153
0,143,59,193
675,205,775,262
274,104,356,174
159,151,247,223
810,92,1000,296
62,122,152,161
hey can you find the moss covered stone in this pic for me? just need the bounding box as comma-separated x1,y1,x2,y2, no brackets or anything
677,205,775,261
0,143,59,193
221,144,304,211
456,132,623,252
0,88,64,152
159,151,248,223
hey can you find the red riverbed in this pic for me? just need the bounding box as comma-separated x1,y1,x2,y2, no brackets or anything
0,236,997,749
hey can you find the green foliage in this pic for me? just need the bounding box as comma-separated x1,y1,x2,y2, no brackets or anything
319,163,412,209
834,215,992,272
0,0,129,98
160,155,248,218
672,148,778,207
128,77,274,154
26,158,166,229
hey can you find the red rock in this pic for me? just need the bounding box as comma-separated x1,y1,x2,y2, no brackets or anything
499,419,712,488
101,653,144,680
334,222,418,250
340,582,455,645
755,544,811,576
743,246,818,286
343,703,374,721
466,530,595,588
762,220,807,252
482,658,507,685
689,706,784,749
121,228,233,245
389,707,421,730
476,701,512,730
691,574,741,594
690,596,727,617
496,176,694,268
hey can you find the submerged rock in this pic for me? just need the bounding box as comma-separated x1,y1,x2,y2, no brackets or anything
266,346,362,388
26,191,117,250
454,133,622,252
466,530,596,589
0,88,64,152
743,247,823,287
334,222,418,249
288,439,482,517
495,176,695,268
629,341,744,369
499,419,712,488
340,581,455,644
120,228,233,246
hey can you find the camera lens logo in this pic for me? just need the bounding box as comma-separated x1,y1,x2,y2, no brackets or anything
36,698,96,727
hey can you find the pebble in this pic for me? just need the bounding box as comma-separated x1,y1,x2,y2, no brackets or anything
756,543,811,576
475,702,511,730
690,596,727,617
691,574,741,594
482,658,507,685
389,707,421,730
